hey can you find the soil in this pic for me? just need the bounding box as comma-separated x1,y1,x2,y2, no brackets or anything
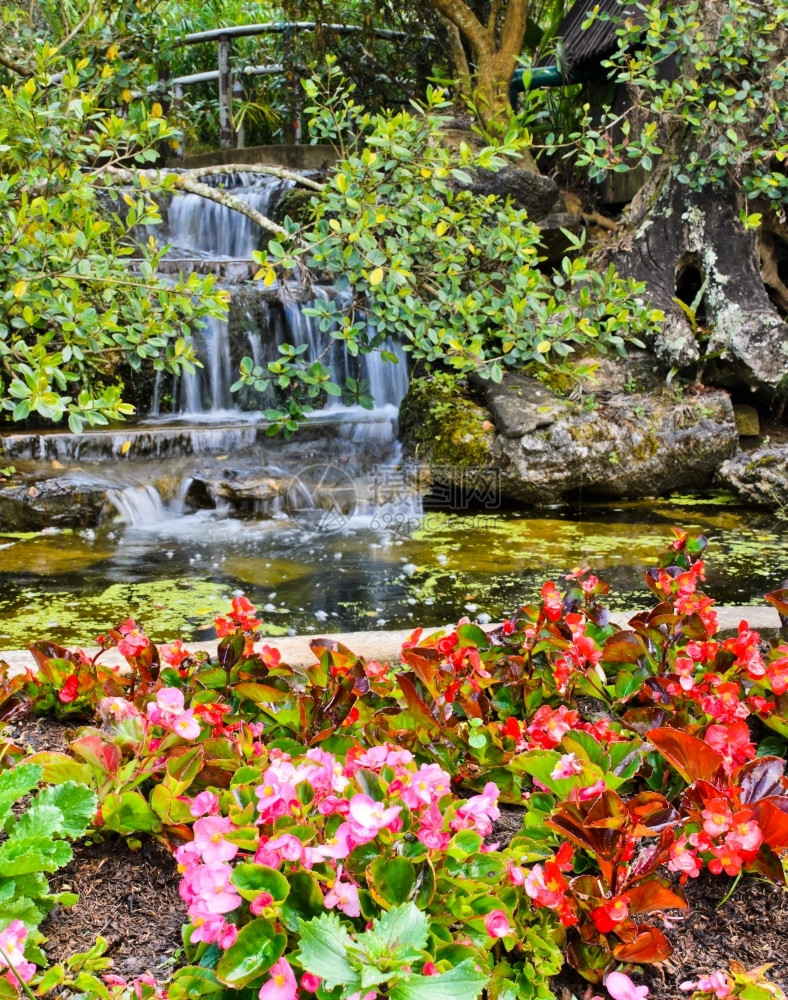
43,836,186,981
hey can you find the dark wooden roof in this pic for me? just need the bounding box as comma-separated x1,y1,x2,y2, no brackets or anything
552,0,646,75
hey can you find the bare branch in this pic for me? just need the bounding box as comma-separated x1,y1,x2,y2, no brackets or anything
101,167,291,239
0,51,33,77
440,16,472,94
429,0,491,59
184,163,325,191
488,0,504,33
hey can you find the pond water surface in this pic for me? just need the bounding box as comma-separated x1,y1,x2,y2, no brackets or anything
1,490,784,650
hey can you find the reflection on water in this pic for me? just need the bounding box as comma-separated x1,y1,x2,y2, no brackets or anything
0,492,785,649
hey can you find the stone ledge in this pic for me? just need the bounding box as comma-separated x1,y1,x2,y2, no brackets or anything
0,606,782,675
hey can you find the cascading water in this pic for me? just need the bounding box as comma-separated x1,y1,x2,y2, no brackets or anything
158,172,409,437
106,485,169,528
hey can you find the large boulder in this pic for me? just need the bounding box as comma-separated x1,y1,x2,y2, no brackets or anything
399,356,738,504
717,446,788,510
0,474,109,530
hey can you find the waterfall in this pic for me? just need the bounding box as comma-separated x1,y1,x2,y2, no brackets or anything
106,485,168,527
166,172,292,259
156,173,408,439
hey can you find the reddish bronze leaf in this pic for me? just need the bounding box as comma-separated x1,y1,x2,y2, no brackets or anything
751,798,788,851
648,727,723,784
612,924,673,963
601,631,647,664
626,877,687,914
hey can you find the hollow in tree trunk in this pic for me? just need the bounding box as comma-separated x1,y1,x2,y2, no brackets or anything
603,127,788,404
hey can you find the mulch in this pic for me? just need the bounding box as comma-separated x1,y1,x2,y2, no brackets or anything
44,836,186,981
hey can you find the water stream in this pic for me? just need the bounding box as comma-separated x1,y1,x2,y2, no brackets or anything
0,173,784,649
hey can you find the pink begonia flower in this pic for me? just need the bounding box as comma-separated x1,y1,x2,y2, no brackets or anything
250,892,274,915
347,794,401,842
182,863,241,914
295,748,349,796
680,972,732,998
255,770,298,824
301,973,321,993
98,696,140,722
550,752,584,781
507,860,526,886
266,833,303,863
353,744,413,773
451,782,500,836
324,869,361,917
303,822,354,866
171,710,201,740
0,920,35,985
258,958,298,1000
193,816,238,864
189,907,236,948
575,778,607,802
175,842,202,878
147,687,185,726
191,791,219,817
400,764,452,810
605,971,649,1000
417,802,450,851
484,910,512,938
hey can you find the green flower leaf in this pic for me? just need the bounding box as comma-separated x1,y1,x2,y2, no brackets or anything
215,918,286,989
391,960,488,1000
295,912,360,991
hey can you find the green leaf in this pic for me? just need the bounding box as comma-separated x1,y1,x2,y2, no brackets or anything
295,912,360,991
168,966,223,1000
366,857,417,907
371,902,428,953
101,791,162,836
34,782,97,837
0,763,42,826
230,864,290,904
391,960,488,1000
281,871,325,932
215,918,286,988
0,838,71,875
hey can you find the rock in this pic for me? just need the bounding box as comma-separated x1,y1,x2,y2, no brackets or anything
733,403,760,437
0,475,109,530
185,466,287,515
718,446,788,509
469,372,563,438
400,357,738,504
534,211,584,267
468,168,564,222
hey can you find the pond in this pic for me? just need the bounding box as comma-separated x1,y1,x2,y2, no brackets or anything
0,488,783,650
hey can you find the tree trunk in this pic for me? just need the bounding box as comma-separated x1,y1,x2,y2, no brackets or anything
429,0,537,167
603,128,788,402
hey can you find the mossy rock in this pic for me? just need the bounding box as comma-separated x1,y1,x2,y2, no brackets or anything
399,375,493,469
272,188,316,228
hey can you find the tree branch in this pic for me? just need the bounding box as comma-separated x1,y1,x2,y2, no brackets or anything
440,16,472,94
186,163,325,191
497,0,529,64
429,0,491,59
0,51,33,77
487,0,504,33
101,167,291,239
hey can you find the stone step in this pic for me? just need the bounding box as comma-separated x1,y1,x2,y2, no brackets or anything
0,606,782,675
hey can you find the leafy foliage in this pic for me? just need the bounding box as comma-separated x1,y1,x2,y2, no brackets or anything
533,0,788,209
233,63,663,431
0,46,227,431
0,761,95,956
